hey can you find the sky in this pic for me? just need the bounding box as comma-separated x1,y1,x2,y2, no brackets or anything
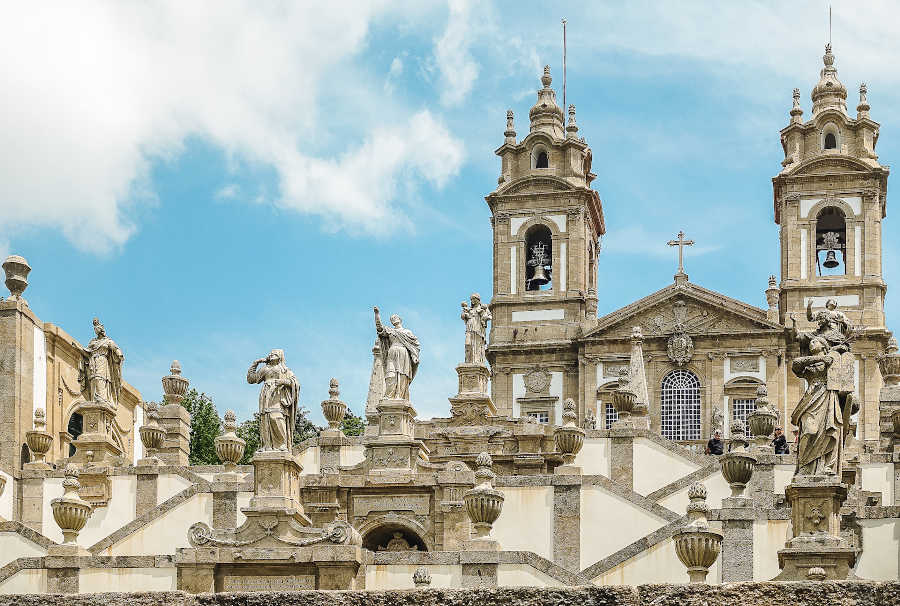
4,1,900,425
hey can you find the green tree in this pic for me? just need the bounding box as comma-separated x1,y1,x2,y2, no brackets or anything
175,389,222,465
293,406,320,445
236,414,260,464
340,411,366,437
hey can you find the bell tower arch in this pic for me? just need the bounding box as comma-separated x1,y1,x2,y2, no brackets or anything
485,66,605,418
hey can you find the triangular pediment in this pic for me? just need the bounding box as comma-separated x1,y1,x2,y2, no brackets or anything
582,282,783,341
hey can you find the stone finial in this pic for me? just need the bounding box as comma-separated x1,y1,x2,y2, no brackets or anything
541,65,552,88
768,274,777,288
162,361,189,406
170,360,182,375
566,104,578,138
33,407,46,430
857,82,871,119
721,419,756,499
138,401,166,463
789,88,803,124
464,452,504,543
412,566,432,587
555,398,585,465
504,109,516,144
811,43,848,116
51,464,92,546
562,398,576,425
529,66,563,137
2,255,31,303
215,410,245,474
321,378,348,430
473,452,495,489
674,481,722,583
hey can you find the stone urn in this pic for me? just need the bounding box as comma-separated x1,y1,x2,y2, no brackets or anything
555,398,585,464
746,384,777,447
464,452,504,539
412,566,432,587
25,409,53,464
161,360,189,406
2,255,30,301
321,378,347,430
878,337,900,386
720,420,756,498
214,410,246,471
51,464,93,545
673,482,722,583
139,401,166,460
612,370,636,419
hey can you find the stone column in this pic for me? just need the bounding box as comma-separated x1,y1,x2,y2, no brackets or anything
135,467,159,518
553,480,581,572
718,504,754,582
20,472,43,534
609,430,634,490
157,403,191,466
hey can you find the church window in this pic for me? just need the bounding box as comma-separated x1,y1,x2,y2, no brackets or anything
604,402,618,429
731,398,756,427
824,132,837,149
525,224,553,291
660,370,701,441
815,206,846,276
536,151,549,168
527,411,549,424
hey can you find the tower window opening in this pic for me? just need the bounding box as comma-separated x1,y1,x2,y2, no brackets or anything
824,132,837,150
815,206,847,276
536,151,549,168
524,224,553,291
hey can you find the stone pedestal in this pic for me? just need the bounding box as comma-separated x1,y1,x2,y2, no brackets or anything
773,475,856,580
319,429,350,474
70,401,123,464
719,497,755,582
157,403,191,466
249,449,305,516
365,398,429,472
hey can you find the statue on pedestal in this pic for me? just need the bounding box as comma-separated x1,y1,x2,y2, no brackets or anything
80,317,124,407
461,293,491,365
790,300,858,477
247,349,299,451
374,307,419,401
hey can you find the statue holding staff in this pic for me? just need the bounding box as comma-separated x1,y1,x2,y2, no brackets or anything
374,307,420,401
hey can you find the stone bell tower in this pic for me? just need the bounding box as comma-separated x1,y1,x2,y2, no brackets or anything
772,44,891,443
485,66,605,419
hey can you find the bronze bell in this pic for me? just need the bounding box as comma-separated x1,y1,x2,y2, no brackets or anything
529,265,550,288
823,250,839,268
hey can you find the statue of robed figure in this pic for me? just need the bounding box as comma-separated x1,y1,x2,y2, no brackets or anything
374,307,420,401
80,317,124,407
790,299,859,477
461,293,491,365
247,349,299,451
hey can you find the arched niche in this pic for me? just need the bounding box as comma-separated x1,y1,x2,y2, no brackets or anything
360,517,430,552
524,223,553,291
815,205,847,276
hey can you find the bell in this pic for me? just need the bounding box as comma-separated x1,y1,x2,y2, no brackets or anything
823,250,839,268
528,265,550,288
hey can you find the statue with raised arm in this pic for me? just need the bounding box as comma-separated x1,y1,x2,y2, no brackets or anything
461,293,491,365
247,349,299,451
789,300,858,477
80,317,124,407
374,307,420,401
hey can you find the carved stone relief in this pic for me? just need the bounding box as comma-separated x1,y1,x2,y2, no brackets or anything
523,369,552,394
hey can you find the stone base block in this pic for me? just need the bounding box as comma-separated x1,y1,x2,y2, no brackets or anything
23,461,51,471
48,543,90,557
249,449,304,513
721,496,752,509
774,545,857,581
455,363,492,399
554,464,582,475
136,457,161,467
464,537,501,551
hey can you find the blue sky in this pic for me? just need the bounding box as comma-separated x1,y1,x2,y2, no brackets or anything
4,1,900,424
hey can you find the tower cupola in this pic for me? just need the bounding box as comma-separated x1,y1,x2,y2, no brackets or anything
529,66,564,139
811,44,848,116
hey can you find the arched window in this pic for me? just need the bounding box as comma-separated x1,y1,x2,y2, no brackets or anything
824,132,837,149
68,412,83,457
660,370,701,441
524,224,553,291
536,151,549,168
20,443,31,468
815,206,846,276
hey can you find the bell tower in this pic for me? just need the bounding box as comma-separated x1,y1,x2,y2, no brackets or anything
773,44,889,331
485,66,605,418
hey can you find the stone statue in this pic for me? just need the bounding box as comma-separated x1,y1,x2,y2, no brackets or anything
789,301,858,477
461,293,491,365
80,317,124,407
247,349,299,451
374,307,420,401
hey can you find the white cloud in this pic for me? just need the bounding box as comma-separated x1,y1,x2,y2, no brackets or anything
215,184,239,200
434,0,479,107
0,1,464,253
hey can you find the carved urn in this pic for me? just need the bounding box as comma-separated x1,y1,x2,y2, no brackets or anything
673,482,722,583
555,398,585,464
612,370,636,419
51,464,93,545
139,401,166,459
412,566,432,587
25,409,53,464
321,378,347,430
161,360,189,406
746,384,777,447
720,421,756,498
2,254,30,301
464,452,504,538
878,337,900,386
214,410,246,471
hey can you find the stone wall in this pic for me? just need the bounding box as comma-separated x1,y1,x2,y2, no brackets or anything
3,583,900,606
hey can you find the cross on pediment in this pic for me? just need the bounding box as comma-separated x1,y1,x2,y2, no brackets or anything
667,230,694,278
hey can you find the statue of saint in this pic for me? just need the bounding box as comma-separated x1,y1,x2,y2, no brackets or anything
461,293,491,365
790,302,858,477
374,307,419,401
247,349,299,451
80,317,124,407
